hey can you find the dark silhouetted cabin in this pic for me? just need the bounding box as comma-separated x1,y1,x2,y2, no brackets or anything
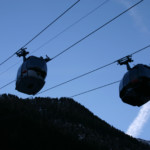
16,56,48,95
119,64,150,106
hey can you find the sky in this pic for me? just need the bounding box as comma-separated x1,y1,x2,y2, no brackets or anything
0,0,150,141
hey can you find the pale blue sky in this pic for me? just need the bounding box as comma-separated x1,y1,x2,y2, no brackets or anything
0,0,150,140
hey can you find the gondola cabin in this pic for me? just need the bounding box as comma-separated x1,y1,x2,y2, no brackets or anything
119,64,150,106
15,49,50,95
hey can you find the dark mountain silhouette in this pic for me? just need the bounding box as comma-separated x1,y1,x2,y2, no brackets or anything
0,94,149,150
137,138,150,146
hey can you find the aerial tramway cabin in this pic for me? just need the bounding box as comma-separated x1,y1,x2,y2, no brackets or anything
15,49,50,95
118,56,150,106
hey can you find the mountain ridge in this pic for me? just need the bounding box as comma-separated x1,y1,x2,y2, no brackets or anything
0,93,149,150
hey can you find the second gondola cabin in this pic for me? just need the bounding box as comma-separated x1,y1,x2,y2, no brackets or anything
119,64,150,106
16,49,50,95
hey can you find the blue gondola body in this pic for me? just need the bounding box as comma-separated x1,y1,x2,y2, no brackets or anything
119,64,150,106
16,56,48,95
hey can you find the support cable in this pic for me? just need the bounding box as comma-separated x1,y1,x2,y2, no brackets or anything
36,44,150,95
0,0,80,66
0,43,149,93
30,0,110,54
0,0,143,75
21,0,80,49
51,0,144,60
0,0,109,76
0,0,146,93
0,44,149,93
70,80,120,98
37,61,116,95
0,80,16,90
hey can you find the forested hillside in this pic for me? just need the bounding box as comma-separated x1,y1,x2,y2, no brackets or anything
0,94,149,150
